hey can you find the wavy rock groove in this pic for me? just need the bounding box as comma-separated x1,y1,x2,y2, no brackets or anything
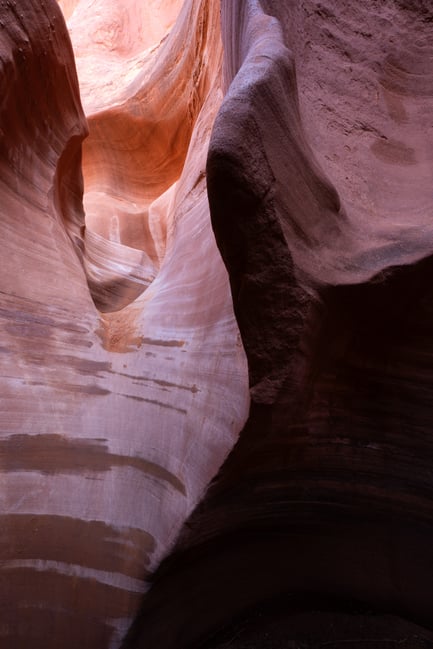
0,1,248,647
2,0,433,648
122,1,433,648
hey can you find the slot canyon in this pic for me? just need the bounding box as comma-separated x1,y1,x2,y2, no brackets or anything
0,0,433,647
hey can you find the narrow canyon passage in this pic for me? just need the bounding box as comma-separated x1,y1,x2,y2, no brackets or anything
1,1,433,648
0,1,248,647
123,1,433,648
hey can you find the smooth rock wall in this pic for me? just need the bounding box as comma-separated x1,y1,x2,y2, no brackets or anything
0,1,248,647
2,0,433,647
122,1,433,648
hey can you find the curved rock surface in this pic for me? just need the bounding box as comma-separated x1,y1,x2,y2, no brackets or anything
2,0,433,648
0,1,248,647
121,1,433,648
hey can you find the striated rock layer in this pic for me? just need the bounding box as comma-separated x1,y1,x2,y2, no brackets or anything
122,1,433,648
2,0,433,648
0,1,248,647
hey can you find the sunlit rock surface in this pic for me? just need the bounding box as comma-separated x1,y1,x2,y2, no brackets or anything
2,0,433,648
0,1,248,647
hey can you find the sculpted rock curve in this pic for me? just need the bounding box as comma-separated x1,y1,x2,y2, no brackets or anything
122,1,433,648
0,1,248,647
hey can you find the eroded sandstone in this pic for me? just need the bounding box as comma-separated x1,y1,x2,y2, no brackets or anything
2,0,433,648
0,1,248,647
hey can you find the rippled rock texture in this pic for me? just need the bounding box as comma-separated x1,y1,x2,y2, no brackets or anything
2,0,433,648
122,1,433,648
0,1,247,646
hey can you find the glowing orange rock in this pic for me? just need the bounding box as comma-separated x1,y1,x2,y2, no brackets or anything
0,1,248,647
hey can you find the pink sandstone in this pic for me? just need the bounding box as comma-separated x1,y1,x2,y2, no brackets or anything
1,1,433,648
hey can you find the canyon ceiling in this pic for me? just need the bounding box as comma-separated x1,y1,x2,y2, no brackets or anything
1,0,433,648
